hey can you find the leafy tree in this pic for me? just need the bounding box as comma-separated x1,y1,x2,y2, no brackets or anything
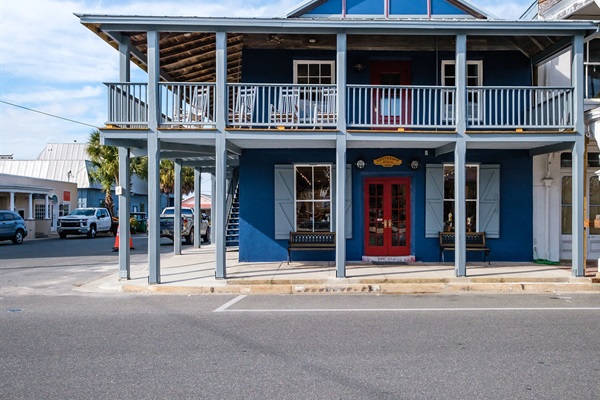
86,130,148,216
160,159,195,196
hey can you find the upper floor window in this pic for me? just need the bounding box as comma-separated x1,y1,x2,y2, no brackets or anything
443,164,479,232
295,164,331,232
293,61,335,84
441,60,483,123
584,39,600,99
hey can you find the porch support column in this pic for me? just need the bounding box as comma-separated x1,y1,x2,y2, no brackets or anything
454,33,467,277
119,35,131,82
572,34,585,276
118,146,131,280
44,195,49,219
147,30,161,284
211,173,216,243
9,192,14,211
215,30,228,279
28,194,33,220
193,167,202,248
174,158,182,255
335,32,347,278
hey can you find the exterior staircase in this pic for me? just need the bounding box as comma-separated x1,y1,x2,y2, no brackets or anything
226,170,240,247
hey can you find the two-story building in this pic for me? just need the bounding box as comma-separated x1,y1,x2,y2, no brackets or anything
79,0,593,282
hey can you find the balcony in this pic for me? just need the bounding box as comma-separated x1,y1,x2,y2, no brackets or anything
105,82,574,132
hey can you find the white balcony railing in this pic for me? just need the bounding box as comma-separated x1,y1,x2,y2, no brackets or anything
467,86,574,129
104,83,575,131
106,83,148,126
347,85,456,129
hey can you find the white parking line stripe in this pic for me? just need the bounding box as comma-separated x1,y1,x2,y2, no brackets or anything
213,295,247,312
218,307,600,313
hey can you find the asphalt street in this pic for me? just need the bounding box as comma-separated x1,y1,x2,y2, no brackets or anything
0,237,599,399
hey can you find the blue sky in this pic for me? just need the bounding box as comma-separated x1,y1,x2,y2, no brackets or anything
0,0,534,160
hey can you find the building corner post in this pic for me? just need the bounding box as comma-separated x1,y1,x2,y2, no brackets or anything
194,167,202,248
454,33,467,277
174,159,182,255
147,30,161,284
335,32,347,278
215,30,227,279
572,34,585,276
118,146,131,280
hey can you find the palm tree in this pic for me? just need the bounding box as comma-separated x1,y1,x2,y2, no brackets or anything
86,130,148,216
159,159,195,198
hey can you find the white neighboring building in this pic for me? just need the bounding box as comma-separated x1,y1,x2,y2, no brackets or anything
527,0,600,262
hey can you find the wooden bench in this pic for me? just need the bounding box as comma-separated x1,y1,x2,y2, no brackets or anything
288,232,335,264
439,232,491,265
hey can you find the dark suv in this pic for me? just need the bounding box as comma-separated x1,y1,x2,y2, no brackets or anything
0,210,28,244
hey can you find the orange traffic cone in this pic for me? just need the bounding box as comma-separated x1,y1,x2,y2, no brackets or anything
112,225,134,252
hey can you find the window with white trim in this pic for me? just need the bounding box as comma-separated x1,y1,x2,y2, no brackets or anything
585,39,600,99
295,164,331,232
34,204,46,220
443,164,479,232
441,60,483,123
293,61,335,84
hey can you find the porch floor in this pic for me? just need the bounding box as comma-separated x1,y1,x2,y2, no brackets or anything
84,245,600,295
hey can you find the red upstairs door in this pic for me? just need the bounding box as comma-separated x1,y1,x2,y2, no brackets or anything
370,61,411,127
364,178,411,256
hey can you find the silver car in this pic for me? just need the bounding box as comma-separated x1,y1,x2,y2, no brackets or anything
0,210,28,245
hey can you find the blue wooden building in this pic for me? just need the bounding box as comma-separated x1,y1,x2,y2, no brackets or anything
79,0,594,282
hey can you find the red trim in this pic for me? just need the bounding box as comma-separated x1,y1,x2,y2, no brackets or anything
364,177,411,256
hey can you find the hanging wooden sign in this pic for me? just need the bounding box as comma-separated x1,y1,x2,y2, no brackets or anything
373,156,402,168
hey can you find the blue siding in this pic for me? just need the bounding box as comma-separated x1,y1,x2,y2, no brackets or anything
304,0,471,17
238,148,533,263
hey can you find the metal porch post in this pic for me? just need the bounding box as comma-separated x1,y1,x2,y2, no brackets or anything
194,167,202,248
28,194,33,220
336,32,347,278
455,33,467,277
118,146,131,280
572,34,585,276
147,30,161,284
215,31,227,279
174,158,182,255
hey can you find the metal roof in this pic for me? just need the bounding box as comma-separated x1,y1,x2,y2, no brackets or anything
37,143,90,161
0,160,97,189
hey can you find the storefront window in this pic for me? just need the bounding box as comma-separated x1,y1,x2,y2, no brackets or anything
590,175,600,235
443,164,479,232
561,176,572,235
295,164,331,232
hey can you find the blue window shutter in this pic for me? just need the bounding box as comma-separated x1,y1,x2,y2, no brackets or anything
425,164,444,238
479,164,500,238
274,165,294,240
331,165,353,239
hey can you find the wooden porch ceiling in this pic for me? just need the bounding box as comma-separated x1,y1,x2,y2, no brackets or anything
88,27,564,83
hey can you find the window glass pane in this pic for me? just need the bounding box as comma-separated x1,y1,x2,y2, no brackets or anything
296,166,313,200
561,176,572,235
444,63,455,77
467,63,479,77
445,77,455,86
297,77,308,84
321,63,331,77
320,77,332,84
590,176,600,235
560,152,572,168
308,64,319,76
443,200,455,231
466,166,477,199
467,77,479,86
466,201,477,232
585,65,600,98
443,165,454,199
313,166,330,200
308,77,320,85
313,202,330,231
297,64,308,76
589,153,600,168
587,39,600,62
296,202,313,231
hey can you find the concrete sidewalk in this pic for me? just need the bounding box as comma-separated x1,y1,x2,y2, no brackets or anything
84,244,600,295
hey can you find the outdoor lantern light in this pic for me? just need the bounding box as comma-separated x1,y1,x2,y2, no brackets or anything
410,159,420,170
356,159,366,169
353,63,366,72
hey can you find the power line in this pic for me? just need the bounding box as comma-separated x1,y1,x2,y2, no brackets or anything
0,100,99,129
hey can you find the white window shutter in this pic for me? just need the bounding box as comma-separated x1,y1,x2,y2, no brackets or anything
274,165,294,239
479,165,500,238
425,164,444,238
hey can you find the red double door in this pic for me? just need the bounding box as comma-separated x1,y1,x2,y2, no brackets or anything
364,178,411,256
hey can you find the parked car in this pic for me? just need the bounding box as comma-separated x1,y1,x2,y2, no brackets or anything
57,207,117,239
159,206,210,244
0,210,28,245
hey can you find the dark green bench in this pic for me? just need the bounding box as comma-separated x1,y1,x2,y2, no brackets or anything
439,232,490,265
288,232,335,264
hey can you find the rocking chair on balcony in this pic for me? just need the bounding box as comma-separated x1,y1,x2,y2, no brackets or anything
313,87,337,127
185,86,213,126
269,87,300,128
229,87,257,127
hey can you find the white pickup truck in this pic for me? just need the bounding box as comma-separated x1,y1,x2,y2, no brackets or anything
57,207,117,239
159,207,210,245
